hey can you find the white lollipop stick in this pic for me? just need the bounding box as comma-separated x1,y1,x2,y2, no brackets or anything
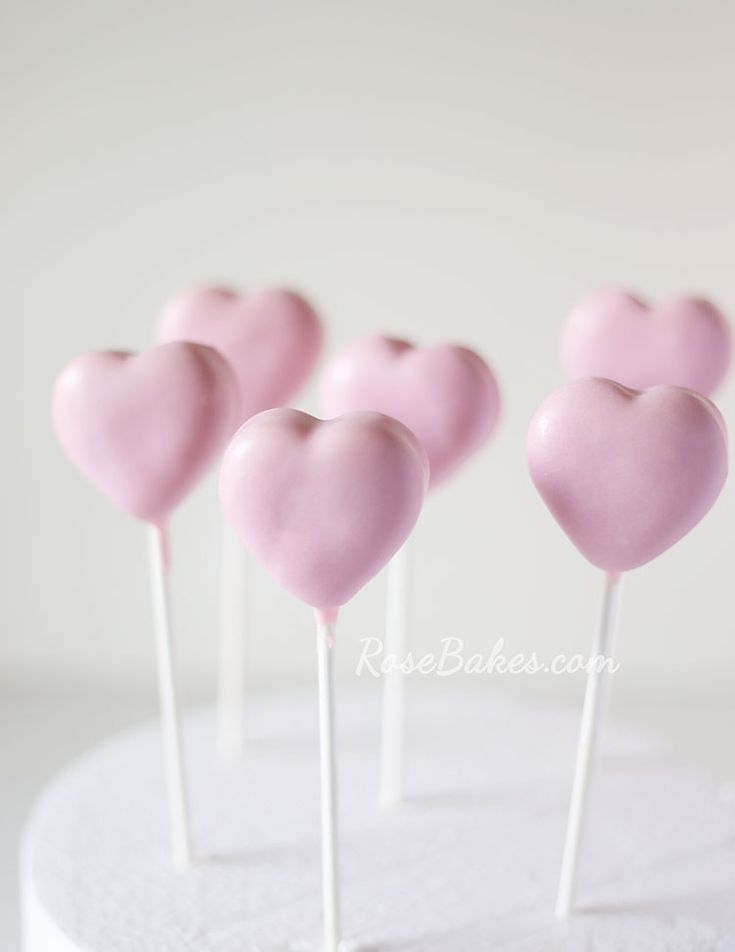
379,541,409,806
217,520,248,756
147,524,193,869
315,612,341,952
555,572,623,919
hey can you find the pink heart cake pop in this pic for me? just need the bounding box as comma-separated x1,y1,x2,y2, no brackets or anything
157,287,323,424
53,342,237,524
527,378,728,573
221,408,427,950
561,288,732,395
219,409,429,614
319,336,500,487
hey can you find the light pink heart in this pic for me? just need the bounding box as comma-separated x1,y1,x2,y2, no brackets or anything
157,287,323,425
319,336,500,488
561,288,731,395
53,342,237,524
527,378,728,574
219,410,429,613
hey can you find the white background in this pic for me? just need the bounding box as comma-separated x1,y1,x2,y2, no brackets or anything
2,1,735,946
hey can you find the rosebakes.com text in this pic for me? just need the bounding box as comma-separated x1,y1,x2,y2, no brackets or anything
355,637,620,678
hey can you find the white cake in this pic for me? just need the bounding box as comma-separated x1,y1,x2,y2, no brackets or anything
22,689,735,950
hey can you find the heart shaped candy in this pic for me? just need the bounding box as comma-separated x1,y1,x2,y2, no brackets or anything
219,410,429,612
561,289,731,395
157,287,323,424
53,342,237,524
319,336,500,487
527,378,728,573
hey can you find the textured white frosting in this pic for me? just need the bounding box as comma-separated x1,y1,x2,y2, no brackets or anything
22,689,735,950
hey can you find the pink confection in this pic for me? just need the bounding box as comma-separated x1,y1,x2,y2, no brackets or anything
219,410,429,614
157,287,323,426
561,288,731,396
53,342,237,524
319,336,500,488
527,378,728,574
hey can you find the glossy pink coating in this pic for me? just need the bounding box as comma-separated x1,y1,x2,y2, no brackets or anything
157,287,323,426
53,342,237,524
561,288,732,396
527,378,728,574
219,409,429,613
319,336,500,488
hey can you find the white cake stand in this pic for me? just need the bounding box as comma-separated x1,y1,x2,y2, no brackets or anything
22,688,735,951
